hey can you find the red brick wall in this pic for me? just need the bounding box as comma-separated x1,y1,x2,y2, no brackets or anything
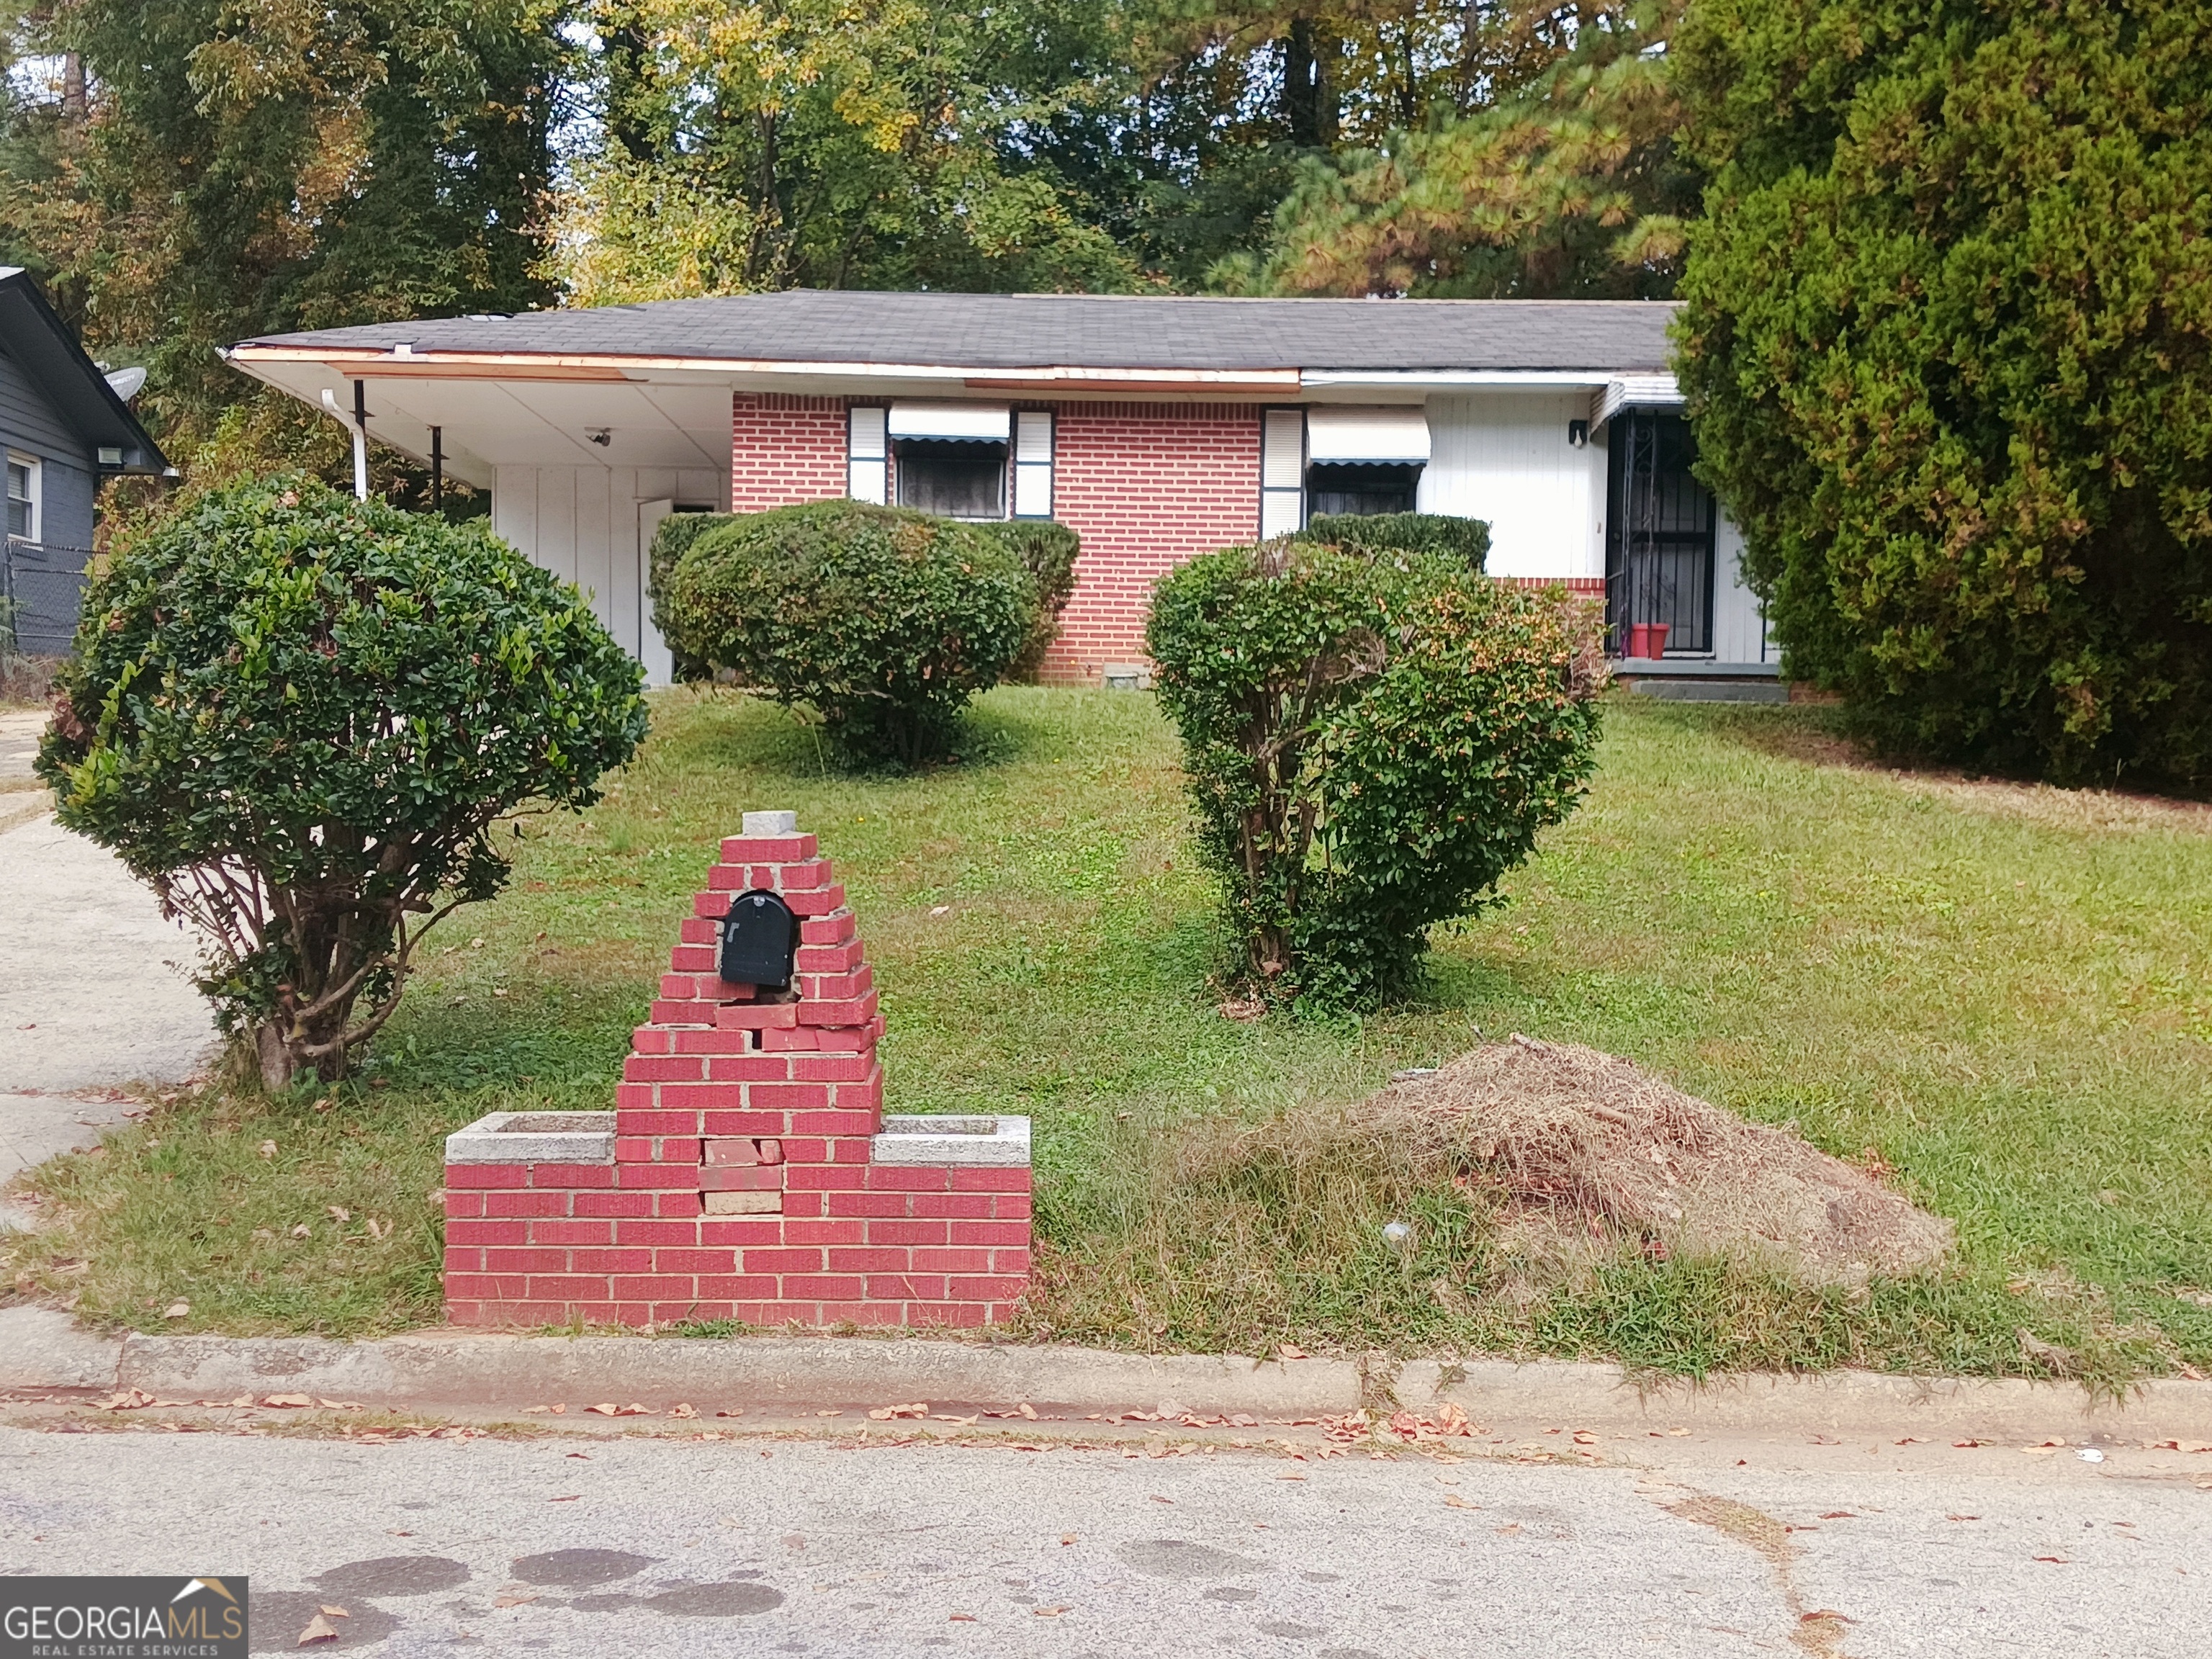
444,828,1031,1331
729,395,848,510
1040,402,1262,683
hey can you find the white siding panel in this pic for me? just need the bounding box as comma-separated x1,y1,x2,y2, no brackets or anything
1711,514,1773,663
1419,392,1604,580
490,463,707,685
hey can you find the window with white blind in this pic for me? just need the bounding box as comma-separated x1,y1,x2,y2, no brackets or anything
1260,409,1305,538
848,407,888,504
1012,410,1054,518
6,456,39,541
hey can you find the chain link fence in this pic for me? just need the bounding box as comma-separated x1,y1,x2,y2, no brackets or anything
1,536,91,660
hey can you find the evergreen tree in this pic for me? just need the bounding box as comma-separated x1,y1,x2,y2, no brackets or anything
1676,0,2212,782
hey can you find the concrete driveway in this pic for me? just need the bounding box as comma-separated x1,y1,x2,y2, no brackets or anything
0,710,215,1224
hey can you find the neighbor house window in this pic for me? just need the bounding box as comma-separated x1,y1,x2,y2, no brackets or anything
1303,407,1429,518
888,402,1010,520
6,456,38,541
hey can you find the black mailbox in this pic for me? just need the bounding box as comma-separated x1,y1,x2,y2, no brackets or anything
719,889,799,990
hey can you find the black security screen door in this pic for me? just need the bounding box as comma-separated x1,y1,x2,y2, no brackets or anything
895,439,1007,518
1605,410,1716,655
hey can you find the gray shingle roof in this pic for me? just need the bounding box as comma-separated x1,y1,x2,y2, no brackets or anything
240,289,1681,374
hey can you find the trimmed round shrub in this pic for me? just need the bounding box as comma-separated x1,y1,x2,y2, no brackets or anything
36,475,647,1087
1148,539,1604,1007
1300,512,1491,567
1676,0,2212,783
992,519,1082,680
660,500,1035,764
647,510,733,682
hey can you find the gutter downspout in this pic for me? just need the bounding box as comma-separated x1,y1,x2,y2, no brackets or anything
320,382,369,500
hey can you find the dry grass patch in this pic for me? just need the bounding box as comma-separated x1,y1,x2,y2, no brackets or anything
1388,1036,1954,1288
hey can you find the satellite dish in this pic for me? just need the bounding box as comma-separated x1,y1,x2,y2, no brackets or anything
104,365,147,400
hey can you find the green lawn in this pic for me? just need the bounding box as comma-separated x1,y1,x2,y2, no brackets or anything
9,687,2212,1382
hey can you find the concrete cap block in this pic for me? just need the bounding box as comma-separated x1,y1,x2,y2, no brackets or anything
742,810,800,836
446,1110,616,1166
872,1115,1031,1167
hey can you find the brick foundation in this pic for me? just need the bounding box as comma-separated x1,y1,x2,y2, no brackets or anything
443,821,1031,1328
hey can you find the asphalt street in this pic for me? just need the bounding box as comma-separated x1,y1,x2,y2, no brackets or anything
3,1424,2206,1657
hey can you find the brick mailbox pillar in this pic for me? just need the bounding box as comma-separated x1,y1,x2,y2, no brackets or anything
442,812,1032,1328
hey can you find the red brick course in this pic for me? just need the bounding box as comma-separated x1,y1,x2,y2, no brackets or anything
1040,402,1263,682
444,827,1030,1329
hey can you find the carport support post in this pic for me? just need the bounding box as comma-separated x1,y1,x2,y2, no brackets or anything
430,426,442,513
350,379,369,500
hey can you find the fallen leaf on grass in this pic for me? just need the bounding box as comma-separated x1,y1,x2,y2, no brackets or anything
715,1408,745,1419
296,1614,338,1645
868,1402,930,1420
327,1207,350,1223
318,1399,364,1411
263,1395,313,1408
1275,1344,1308,1360
670,1403,697,1419
163,1302,190,1320
258,1141,277,1159
1572,1431,1599,1446
94,1390,154,1411
290,1225,311,1239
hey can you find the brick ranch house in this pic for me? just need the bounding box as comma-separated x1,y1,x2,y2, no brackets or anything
223,291,1773,696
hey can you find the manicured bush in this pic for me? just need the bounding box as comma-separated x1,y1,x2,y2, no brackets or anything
647,511,733,682
36,475,647,1087
1301,512,1491,567
1147,539,1604,1007
1676,0,2212,783
990,520,1082,680
659,500,1035,764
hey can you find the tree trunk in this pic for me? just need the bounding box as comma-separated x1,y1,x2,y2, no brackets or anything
255,1023,296,1091
1283,17,1339,149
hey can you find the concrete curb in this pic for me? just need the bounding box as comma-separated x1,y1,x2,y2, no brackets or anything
7,1306,2212,1436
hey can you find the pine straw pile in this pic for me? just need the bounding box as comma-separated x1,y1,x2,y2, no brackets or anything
1381,1036,1954,1286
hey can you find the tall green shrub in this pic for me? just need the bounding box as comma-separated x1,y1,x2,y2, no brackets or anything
647,511,732,682
36,476,647,1087
1148,541,1604,1007
992,520,1082,680
1676,0,2212,783
1300,512,1491,567
659,500,1035,764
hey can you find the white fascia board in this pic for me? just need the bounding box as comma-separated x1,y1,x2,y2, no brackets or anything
1300,369,1623,390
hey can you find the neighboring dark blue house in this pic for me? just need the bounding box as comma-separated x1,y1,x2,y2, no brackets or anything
0,266,168,655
